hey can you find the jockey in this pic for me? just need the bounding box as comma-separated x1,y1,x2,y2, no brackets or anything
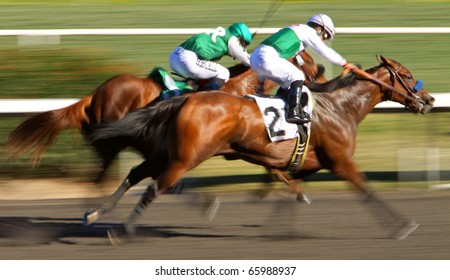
250,14,357,124
169,22,253,90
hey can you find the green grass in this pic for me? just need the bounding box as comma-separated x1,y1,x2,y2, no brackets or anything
1,0,450,190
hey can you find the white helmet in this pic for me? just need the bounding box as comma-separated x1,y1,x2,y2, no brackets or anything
307,13,336,40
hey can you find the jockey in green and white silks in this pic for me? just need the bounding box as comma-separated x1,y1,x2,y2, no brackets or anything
169,22,252,90
250,14,357,124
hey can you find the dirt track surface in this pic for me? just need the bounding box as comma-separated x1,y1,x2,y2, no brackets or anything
0,187,449,260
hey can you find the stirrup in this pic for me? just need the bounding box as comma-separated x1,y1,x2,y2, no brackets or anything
287,110,310,124
299,111,310,122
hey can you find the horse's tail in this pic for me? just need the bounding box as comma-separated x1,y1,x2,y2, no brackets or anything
5,95,93,166
89,96,188,157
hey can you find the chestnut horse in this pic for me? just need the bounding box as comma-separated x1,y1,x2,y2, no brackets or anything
85,56,434,239
6,51,324,183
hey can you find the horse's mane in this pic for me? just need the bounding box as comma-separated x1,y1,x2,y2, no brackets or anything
307,64,377,93
307,73,359,92
228,63,251,78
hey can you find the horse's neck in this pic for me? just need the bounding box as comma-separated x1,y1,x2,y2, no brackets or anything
223,68,263,96
355,67,392,117
350,81,384,122
315,79,383,126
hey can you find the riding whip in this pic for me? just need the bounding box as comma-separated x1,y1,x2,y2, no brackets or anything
252,0,284,39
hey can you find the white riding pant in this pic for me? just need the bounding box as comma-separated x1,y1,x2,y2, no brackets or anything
169,47,230,81
250,44,305,90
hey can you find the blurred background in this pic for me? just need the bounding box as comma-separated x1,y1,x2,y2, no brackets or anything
1,0,450,196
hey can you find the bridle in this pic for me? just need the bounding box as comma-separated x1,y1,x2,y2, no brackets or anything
383,62,423,103
351,63,425,111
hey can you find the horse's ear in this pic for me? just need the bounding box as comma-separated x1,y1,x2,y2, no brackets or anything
376,55,385,64
377,55,390,65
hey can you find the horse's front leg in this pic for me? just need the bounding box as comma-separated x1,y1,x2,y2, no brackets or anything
363,190,419,240
333,159,418,239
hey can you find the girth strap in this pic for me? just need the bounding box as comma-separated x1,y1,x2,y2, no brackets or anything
285,128,309,173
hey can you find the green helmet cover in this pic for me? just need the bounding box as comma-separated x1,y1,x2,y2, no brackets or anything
228,22,252,44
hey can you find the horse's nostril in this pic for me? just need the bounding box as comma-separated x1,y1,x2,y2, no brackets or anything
429,97,435,106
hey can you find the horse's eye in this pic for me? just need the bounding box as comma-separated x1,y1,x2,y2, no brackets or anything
402,73,413,79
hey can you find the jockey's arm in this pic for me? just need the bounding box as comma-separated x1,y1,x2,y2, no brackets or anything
228,36,251,66
302,33,347,66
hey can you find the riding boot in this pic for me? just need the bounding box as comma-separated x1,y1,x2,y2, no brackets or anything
286,80,310,124
276,87,290,100
204,78,226,91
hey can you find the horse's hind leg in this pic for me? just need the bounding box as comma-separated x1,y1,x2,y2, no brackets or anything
91,140,124,184
93,159,113,185
252,167,277,199
123,182,158,234
118,160,190,233
273,170,310,203
252,168,310,203
107,181,158,245
84,160,153,225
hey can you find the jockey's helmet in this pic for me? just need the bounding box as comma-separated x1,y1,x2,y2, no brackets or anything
228,22,253,45
307,14,336,40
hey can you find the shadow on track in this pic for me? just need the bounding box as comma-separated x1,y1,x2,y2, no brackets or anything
0,217,236,246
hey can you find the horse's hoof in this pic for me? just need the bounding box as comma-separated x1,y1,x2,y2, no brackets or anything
107,225,135,245
107,228,123,246
207,197,220,221
252,188,270,200
296,194,311,204
392,220,419,240
83,211,99,225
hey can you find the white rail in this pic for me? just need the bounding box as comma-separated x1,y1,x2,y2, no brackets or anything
1,27,448,115
1,27,450,36
1,93,448,116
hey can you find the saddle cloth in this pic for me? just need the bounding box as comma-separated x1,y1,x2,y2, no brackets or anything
244,93,304,142
246,89,313,142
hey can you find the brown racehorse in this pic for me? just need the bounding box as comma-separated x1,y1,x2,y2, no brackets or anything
85,55,434,239
5,51,324,183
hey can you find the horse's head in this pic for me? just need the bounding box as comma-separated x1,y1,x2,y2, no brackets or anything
376,55,434,114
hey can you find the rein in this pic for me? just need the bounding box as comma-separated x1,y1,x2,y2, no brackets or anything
351,67,404,96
